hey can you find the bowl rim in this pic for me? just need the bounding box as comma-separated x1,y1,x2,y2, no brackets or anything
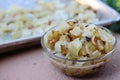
41,24,117,62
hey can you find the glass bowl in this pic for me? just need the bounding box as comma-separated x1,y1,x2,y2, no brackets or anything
41,25,117,77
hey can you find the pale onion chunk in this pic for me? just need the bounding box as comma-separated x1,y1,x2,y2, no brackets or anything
91,36,96,45
97,40,104,51
54,40,63,53
85,42,96,54
58,21,71,33
70,27,82,36
67,38,82,59
98,29,115,45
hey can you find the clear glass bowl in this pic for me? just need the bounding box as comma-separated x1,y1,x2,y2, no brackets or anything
41,25,117,77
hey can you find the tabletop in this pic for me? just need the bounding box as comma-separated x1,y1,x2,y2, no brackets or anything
0,34,120,80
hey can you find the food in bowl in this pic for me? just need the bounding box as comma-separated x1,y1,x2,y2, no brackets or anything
44,20,115,59
0,0,99,42
42,20,116,77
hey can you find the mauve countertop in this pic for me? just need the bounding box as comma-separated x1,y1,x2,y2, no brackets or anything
0,34,120,80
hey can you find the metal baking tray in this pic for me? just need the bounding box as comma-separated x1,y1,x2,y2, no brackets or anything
0,0,120,53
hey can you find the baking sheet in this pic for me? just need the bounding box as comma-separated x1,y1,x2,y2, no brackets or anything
0,0,120,53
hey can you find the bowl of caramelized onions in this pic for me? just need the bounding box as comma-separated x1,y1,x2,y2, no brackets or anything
41,20,116,77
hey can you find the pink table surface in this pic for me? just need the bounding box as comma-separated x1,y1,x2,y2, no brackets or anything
0,34,120,80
